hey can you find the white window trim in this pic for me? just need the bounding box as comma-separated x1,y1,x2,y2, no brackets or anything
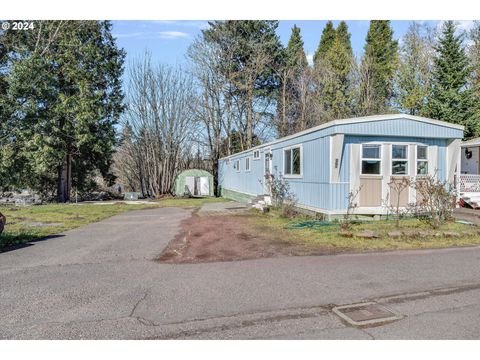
235,159,240,173
391,144,409,176
263,148,272,175
416,144,429,176
253,150,260,160
283,144,303,178
360,143,382,176
245,157,252,172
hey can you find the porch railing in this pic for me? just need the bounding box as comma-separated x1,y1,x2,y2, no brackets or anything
458,174,480,193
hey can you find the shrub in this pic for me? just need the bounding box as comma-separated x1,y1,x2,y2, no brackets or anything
281,201,298,219
269,174,298,217
387,177,413,228
341,187,361,230
270,174,295,208
410,174,456,229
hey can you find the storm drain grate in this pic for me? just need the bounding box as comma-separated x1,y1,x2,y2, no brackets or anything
332,302,403,327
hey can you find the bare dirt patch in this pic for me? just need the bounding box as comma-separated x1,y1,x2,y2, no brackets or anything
157,213,339,264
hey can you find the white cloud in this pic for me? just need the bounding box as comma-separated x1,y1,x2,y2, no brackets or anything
157,31,189,39
436,20,476,33
112,32,147,39
457,20,475,31
153,20,209,29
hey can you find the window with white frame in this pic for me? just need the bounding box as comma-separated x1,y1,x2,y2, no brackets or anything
245,157,251,172
417,145,428,175
392,144,408,175
235,159,240,172
253,150,260,160
361,144,381,175
284,146,302,176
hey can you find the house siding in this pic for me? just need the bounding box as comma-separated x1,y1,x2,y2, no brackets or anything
331,118,463,139
218,116,463,214
271,134,332,210
218,149,264,196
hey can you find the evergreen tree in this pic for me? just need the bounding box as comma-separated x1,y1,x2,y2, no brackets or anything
336,21,353,54
358,20,398,115
426,21,477,138
315,21,354,120
276,25,309,136
285,25,308,70
313,21,336,65
469,21,480,88
1,21,125,200
468,21,480,134
203,21,283,148
395,22,435,115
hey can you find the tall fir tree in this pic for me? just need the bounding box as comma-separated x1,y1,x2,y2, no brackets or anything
468,21,480,134
426,21,477,138
276,25,309,136
203,21,283,148
313,21,336,65
469,21,480,88
315,21,354,120
358,20,398,115
395,22,434,115
1,21,125,200
285,25,308,70
336,21,353,54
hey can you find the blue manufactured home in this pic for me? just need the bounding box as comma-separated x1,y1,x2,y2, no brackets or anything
218,114,464,218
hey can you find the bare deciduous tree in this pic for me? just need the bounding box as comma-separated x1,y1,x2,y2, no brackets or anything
114,55,198,197
353,54,380,116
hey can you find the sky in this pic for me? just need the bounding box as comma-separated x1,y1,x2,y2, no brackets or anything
111,20,477,70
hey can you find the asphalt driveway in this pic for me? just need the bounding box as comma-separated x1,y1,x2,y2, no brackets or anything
2,206,480,339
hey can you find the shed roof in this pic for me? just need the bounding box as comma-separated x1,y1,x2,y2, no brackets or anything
176,169,213,177
220,114,465,160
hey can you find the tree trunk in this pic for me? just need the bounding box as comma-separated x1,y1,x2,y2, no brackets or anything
281,71,287,136
246,91,253,149
211,152,219,197
0,212,6,236
57,154,71,203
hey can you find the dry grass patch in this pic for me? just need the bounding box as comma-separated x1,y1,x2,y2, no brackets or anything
158,208,480,264
255,209,480,252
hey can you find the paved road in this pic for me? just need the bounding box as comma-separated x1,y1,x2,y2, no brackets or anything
1,207,480,339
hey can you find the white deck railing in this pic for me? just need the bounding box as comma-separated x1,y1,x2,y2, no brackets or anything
458,174,480,193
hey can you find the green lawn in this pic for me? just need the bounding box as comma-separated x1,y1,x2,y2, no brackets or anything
0,197,226,250
252,209,480,252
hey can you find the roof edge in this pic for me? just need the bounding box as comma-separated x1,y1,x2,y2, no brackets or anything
219,114,465,161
